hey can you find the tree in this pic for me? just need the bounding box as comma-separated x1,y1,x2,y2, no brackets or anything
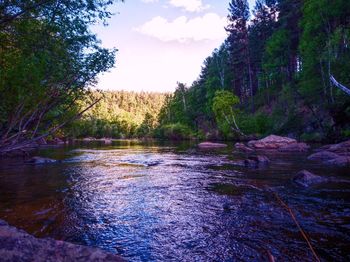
212,90,243,137
226,0,252,103
0,0,122,153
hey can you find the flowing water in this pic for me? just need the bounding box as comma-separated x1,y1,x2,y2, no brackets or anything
0,140,349,261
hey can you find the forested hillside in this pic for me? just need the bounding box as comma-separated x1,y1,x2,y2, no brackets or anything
158,0,350,142
66,91,168,138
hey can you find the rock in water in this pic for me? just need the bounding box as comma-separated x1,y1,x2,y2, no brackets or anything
25,156,57,164
307,151,340,161
244,155,270,168
293,170,327,187
326,140,350,154
198,142,227,149
234,143,254,153
0,219,124,262
324,156,350,167
278,143,310,152
247,135,297,150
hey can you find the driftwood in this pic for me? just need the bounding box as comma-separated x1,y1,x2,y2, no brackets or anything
330,75,350,96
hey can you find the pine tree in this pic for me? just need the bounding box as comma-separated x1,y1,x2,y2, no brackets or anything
225,0,251,103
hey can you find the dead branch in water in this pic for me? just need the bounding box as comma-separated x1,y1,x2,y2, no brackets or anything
272,191,321,262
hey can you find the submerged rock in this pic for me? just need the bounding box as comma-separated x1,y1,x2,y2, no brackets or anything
25,156,58,164
198,142,227,149
244,155,270,168
308,150,350,167
248,135,298,150
0,219,124,262
293,170,328,187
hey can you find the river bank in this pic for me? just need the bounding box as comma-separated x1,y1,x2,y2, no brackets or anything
0,219,124,261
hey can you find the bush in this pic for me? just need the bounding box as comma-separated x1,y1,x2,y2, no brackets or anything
155,123,193,140
239,113,273,136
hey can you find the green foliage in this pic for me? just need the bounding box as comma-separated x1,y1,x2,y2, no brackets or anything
0,0,120,151
212,90,240,137
155,123,193,140
239,113,272,135
66,91,168,138
158,0,350,141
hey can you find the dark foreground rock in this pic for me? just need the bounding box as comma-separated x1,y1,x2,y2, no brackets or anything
293,170,328,187
25,156,58,164
198,142,227,149
0,219,124,262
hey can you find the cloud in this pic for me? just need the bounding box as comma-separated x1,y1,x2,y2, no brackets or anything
168,0,210,12
134,13,227,43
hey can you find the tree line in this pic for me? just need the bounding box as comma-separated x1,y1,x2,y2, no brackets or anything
66,91,168,138
158,0,350,141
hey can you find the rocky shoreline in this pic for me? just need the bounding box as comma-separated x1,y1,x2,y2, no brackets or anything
0,220,124,262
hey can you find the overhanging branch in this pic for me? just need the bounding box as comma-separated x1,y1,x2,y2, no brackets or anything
330,75,350,96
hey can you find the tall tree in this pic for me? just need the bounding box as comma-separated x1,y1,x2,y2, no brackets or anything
226,0,252,103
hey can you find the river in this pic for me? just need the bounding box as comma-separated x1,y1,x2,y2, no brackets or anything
0,140,349,261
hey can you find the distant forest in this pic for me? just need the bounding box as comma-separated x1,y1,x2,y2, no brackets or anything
66,91,168,138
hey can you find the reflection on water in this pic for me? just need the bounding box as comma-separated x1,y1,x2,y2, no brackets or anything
0,140,349,261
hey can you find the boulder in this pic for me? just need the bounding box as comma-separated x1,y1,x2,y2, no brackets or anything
307,151,340,161
25,156,57,164
314,140,350,154
293,170,327,187
198,142,227,149
247,135,297,150
327,140,350,154
279,142,310,152
234,143,254,153
324,156,350,167
0,219,124,262
235,143,254,153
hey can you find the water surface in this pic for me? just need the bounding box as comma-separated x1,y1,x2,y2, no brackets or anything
0,140,349,261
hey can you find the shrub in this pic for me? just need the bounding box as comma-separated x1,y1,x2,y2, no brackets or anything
155,123,193,140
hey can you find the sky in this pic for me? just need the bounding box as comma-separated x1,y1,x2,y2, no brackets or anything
93,0,255,92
